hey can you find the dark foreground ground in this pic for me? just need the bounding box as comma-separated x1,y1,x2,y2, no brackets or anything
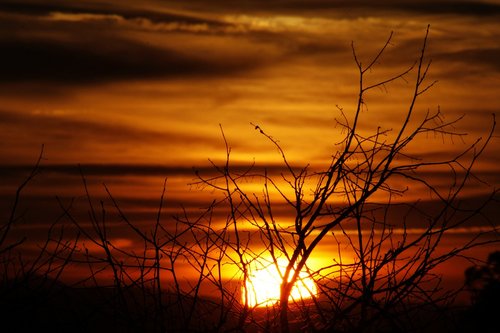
1,274,499,333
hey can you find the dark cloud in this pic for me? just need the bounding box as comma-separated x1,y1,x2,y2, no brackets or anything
0,1,273,85
5,0,499,18
0,162,297,180
10,0,494,88
2,160,497,184
0,36,263,84
367,36,500,76
388,1,500,16
0,162,300,232
434,48,500,72
0,109,220,147
0,1,227,26
166,0,500,17
0,164,189,179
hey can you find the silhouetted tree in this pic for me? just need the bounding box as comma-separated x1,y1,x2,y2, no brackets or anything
196,25,498,333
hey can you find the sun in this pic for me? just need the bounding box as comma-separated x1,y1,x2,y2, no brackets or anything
242,260,317,307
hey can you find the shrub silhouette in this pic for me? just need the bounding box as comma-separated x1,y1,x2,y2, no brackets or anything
457,252,500,333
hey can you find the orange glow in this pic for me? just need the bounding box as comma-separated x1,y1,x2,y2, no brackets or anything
242,260,318,307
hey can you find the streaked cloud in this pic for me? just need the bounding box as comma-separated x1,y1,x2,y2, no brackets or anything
0,109,221,146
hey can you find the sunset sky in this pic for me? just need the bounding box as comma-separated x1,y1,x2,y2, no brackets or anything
1,1,499,282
